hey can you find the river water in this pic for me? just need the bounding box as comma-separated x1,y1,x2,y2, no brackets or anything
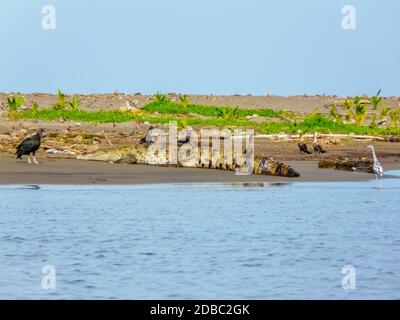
0,172,399,299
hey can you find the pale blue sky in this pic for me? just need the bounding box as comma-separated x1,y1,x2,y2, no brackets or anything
1,0,399,96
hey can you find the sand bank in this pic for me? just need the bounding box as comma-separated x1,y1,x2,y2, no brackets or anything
1,157,398,185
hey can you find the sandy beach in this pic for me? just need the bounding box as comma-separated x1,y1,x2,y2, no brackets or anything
1,156,399,185
1,93,399,184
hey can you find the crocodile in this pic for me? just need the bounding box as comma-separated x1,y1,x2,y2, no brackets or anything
77,144,300,177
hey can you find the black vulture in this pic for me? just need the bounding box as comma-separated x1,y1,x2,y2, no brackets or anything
298,133,311,154
16,128,45,164
313,132,327,154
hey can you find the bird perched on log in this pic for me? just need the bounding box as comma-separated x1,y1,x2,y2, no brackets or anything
16,128,45,164
313,132,327,154
298,133,311,154
139,125,155,147
177,128,192,146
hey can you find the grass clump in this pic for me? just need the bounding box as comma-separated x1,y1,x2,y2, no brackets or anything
259,113,400,136
68,97,80,111
7,95,25,120
329,90,398,127
142,100,283,119
178,95,191,108
389,108,400,127
52,89,80,111
52,89,69,111
155,92,170,103
16,107,400,136
16,109,137,123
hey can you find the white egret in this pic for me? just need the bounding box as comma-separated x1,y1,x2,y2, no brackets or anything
367,145,384,188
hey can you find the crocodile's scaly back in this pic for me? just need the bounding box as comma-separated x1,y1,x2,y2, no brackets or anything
254,157,300,177
77,144,300,178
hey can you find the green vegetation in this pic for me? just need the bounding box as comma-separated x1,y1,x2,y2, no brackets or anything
16,109,137,123
7,95,25,111
52,89,80,111
52,89,69,111
154,92,170,103
370,89,382,111
330,90,397,126
68,97,80,111
7,95,25,120
258,113,400,135
14,108,257,128
7,90,400,136
14,107,400,136
142,100,283,118
353,96,368,124
389,108,400,127
31,102,39,117
178,95,191,109
329,104,342,123
216,106,241,120
338,96,368,124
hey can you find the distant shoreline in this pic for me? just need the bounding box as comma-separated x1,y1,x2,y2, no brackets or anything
2,92,400,115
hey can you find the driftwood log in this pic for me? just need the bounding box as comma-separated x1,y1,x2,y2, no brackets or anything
319,159,374,173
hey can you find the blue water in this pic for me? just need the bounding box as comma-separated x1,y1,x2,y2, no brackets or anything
0,173,400,300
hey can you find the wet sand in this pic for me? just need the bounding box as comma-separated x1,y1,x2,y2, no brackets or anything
1,157,398,185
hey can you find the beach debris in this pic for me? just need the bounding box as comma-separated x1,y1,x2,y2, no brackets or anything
103,131,113,146
58,127,71,138
377,118,388,126
245,114,259,121
11,128,28,140
73,135,84,144
45,148,76,155
318,159,373,173
388,135,400,142
0,133,11,141
119,101,139,113
322,138,343,146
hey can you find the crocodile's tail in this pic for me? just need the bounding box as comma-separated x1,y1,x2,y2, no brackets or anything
254,157,300,177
